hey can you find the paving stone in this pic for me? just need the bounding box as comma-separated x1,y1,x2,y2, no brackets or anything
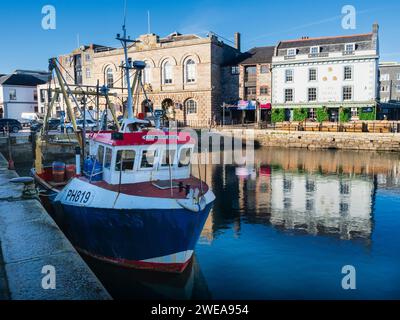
0,153,111,300
5,251,110,300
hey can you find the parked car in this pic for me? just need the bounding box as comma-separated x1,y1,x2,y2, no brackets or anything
21,113,40,122
0,118,23,133
60,119,98,133
31,118,61,132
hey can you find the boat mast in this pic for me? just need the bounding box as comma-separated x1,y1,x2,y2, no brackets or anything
116,6,136,119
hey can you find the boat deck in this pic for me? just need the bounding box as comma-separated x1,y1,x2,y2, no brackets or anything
84,176,209,199
37,167,209,199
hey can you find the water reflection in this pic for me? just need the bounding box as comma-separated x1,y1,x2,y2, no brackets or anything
198,148,400,244
83,255,211,300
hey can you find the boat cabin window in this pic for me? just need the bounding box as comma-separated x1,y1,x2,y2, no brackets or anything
140,150,157,169
115,150,136,171
97,145,105,165
179,148,192,167
104,147,113,169
126,123,141,132
160,149,176,168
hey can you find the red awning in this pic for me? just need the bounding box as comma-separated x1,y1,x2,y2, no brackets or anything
260,103,271,110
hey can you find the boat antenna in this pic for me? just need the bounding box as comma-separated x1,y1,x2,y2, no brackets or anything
147,10,151,34
123,0,127,27
117,0,136,119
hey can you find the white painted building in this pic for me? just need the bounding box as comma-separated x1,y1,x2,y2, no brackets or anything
0,71,47,121
272,24,380,122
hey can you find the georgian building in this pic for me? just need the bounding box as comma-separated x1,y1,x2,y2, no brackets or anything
271,24,380,122
38,32,240,124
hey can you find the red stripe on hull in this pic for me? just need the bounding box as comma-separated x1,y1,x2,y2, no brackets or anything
77,247,192,274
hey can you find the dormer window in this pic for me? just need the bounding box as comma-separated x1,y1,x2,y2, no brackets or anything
287,48,297,56
310,46,320,54
344,43,355,54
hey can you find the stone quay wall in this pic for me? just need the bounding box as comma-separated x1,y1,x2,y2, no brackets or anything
216,129,400,152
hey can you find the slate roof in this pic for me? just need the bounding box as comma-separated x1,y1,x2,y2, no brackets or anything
223,46,275,66
278,33,373,49
0,73,47,86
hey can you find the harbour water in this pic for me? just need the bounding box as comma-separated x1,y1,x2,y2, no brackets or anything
16,147,400,300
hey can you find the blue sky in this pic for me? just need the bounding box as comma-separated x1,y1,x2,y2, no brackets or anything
0,0,399,73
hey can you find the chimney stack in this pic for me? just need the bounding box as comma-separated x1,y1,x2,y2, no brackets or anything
373,23,379,34
234,32,241,52
372,23,379,54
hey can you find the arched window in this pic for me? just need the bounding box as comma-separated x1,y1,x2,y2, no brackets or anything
106,68,114,88
163,61,173,84
185,59,196,83
185,99,197,114
143,63,151,84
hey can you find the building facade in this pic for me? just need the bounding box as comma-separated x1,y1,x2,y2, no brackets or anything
271,24,380,122
0,71,47,120
379,62,400,120
221,46,274,123
39,32,240,124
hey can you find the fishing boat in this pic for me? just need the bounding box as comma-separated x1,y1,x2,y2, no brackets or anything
32,24,215,273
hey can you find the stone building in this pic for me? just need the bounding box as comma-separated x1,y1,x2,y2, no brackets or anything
38,31,240,125
379,61,400,120
221,46,275,123
271,24,380,122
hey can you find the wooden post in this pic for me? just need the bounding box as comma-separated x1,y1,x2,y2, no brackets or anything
53,62,82,148
105,94,121,131
35,90,59,174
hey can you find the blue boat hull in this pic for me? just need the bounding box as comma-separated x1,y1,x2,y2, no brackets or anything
52,201,212,273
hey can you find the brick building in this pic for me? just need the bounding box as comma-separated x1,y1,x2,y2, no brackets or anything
221,46,275,123
38,31,240,125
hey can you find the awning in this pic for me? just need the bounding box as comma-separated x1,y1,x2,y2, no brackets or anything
238,100,256,110
223,103,238,109
260,103,271,110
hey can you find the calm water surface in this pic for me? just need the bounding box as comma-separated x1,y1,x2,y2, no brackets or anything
17,147,400,300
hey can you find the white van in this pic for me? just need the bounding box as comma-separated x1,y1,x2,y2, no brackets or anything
21,113,39,122
21,112,42,127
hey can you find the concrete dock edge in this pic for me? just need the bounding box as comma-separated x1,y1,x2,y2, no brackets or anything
0,153,111,300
